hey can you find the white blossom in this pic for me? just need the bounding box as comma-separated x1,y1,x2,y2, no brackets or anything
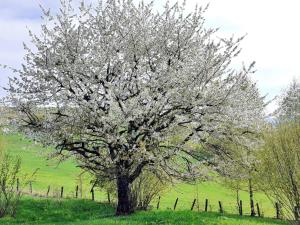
5,0,265,187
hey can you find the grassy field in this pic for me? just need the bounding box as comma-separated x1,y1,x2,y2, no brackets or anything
1,133,279,221
0,198,288,225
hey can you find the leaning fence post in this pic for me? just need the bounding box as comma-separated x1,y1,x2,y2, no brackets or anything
46,185,50,197
75,185,79,198
191,199,196,211
256,203,261,217
173,197,179,210
205,199,208,212
60,186,64,198
275,202,280,219
16,178,19,192
239,200,243,216
29,181,32,194
157,196,160,209
218,201,224,214
91,188,95,201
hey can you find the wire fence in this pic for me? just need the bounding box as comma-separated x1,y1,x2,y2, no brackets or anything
19,180,290,221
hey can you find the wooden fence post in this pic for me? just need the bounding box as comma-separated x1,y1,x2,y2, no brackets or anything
275,202,280,219
256,203,261,217
205,199,208,212
250,199,256,217
29,181,32,194
157,196,160,209
46,185,50,197
75,185,79,198
60,186,64,198
91,188,95,201
16,178,19,192
294,206,299,221
107,192,111,204
191,199,196,211
173,197,179,210
239,200,243,216
218,201,224,214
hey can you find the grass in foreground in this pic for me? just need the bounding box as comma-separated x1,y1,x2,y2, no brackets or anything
0,198,288,225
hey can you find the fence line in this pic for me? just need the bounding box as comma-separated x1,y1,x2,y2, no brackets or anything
17,181,293,221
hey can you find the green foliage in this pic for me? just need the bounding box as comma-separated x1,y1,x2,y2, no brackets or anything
94,169,169,210
130,170,169,210
0,136,22,218
257,121,300,221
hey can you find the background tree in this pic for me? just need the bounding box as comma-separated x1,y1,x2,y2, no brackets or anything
275,79,300,120
257,122,300,222
257,79,300,222
216,134,262,216
5,0,265,215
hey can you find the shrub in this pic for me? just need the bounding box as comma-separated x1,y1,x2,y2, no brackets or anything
130,171,168,211
0,136,22,218
257,122,300,223
94,170,168,211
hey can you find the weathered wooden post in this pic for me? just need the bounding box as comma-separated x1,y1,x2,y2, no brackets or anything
157,196,160,209
275,202,280,219
173,197,179,210
218,201,224,214
75,185,79,198
191,199,196,211
250,199,256,217
29,181,32,194
60,186,64,198
239,200,243,216
256,203,261,217
16,178,19,192
107,192,111,204
294,206,299,221
91,188,95,201
205,199,208,212
46,185,50,197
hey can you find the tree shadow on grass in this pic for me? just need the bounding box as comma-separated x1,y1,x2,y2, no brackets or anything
0,197,115,224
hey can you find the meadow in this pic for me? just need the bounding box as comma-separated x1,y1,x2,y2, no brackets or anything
0,198,288,225
0,133,286,224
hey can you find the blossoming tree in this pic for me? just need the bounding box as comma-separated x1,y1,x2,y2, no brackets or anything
276,79,300,120
6,0,265,215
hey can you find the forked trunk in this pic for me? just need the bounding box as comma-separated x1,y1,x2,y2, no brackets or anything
116,175,133,216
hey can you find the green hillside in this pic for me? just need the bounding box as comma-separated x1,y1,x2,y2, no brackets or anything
2,133,276,218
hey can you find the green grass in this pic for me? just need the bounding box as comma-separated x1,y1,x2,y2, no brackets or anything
0,198,288,225
2,133,103,199
1,133,277,218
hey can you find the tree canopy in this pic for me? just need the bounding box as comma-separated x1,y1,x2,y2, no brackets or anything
6,0,265,215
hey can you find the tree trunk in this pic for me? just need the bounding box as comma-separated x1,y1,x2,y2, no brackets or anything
249,178,255,217
236,189,240,209
116,175,133,216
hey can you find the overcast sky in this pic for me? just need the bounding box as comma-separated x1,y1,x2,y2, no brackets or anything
0,0,299,113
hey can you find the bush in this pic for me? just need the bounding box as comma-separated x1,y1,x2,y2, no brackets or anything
130,171,168,210
94,170,168,211
257,122,300,222
0,136,22,218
